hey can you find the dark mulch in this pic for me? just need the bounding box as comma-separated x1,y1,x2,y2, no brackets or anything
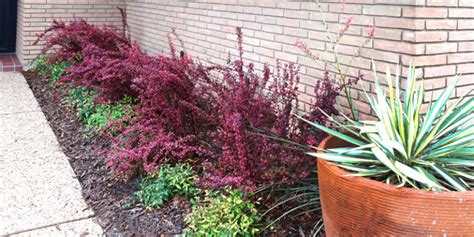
24,71,191,236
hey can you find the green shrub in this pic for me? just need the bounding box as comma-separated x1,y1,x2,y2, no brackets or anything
85,100,133,131
31,56,72,84
31,56,50,75
66,87,134,131
66,87,98,121
50,61,72,83
186,188,260,237
136,163,200,209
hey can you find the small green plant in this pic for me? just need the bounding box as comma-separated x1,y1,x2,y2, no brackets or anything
136,163,200,209
66,87,134,131
85,100,133,131
50,61,72,83
31,56,72,84
66,87,98,121
306,64,474,191
186,188,260,237
31,55,51,75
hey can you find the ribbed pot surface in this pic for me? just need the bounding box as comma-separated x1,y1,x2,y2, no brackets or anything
317,135,474,236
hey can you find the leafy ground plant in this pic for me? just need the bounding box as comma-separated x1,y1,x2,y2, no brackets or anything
31,56,72,84
136,163,200,209
185,188,260,236
307,64,474,191
85,97,134,131
50,60,72,83
66,86,97,121
31,56,50,75
66,86,134,131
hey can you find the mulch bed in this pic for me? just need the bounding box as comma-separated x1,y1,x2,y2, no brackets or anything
24,71,191,236
24,70,319,237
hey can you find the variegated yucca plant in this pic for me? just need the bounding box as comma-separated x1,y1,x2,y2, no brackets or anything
304,64,474,191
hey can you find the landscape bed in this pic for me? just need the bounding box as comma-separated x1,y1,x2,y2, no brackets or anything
24,10,330,235
22,1,474,235
24,59,322,236
24,70,191,235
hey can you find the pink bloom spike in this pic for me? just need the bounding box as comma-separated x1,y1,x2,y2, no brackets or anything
368,24,376,38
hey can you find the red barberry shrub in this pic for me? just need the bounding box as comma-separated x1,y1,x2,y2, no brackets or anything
34,8,134,102
198,28,311,191
34,18,131,64
36,14,345,191
106,50,218,175
297,70,341,146
62,44,146,102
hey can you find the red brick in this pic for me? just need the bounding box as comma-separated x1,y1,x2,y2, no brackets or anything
347,0,375,4
276,2,301,10
376,17,424,30
449,9,474,18
449,31,474,41
404,31,448,42
426,19,457,30
458,20,474,29
363,5,401,17
283,27,307,37
375,0,424,5
426,43,458,54
329,3,362,14
456,85,473,97
448,53,474,64
456,76,474,87
457,63,474,74
427,0,458,6
284,10,308,19
276,18,299,27
460,0,474,6
459,42,474,52
262,8,283,16
403,7,448,18
360,48,400,63
424,65,456,78
374,39,415,54
371,28,402,40
402,54,447,66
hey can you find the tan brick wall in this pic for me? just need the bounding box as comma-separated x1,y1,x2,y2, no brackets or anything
126,0,474,117
16,0,126,64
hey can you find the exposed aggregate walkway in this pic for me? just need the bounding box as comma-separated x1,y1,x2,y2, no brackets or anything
0,72,102,236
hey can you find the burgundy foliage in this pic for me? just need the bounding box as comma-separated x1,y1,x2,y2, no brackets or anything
36,15,343,191
199,28,310,191
34,18,131,64
107,52,217,175
63,44,145,102
298,70,342,146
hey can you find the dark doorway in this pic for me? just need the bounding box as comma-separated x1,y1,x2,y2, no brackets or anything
0,0,18,53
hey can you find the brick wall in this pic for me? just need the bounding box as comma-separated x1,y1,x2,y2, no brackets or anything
126,0,474,117
16,0,126,64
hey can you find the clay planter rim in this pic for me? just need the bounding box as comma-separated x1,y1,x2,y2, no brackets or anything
317,134,474,197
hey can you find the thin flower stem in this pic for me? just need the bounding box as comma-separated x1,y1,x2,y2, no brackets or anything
311,0,358,119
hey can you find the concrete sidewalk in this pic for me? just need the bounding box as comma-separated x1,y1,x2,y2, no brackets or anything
0,72,102,236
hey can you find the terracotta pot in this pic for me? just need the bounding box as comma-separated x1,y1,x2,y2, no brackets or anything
317,135,474,236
